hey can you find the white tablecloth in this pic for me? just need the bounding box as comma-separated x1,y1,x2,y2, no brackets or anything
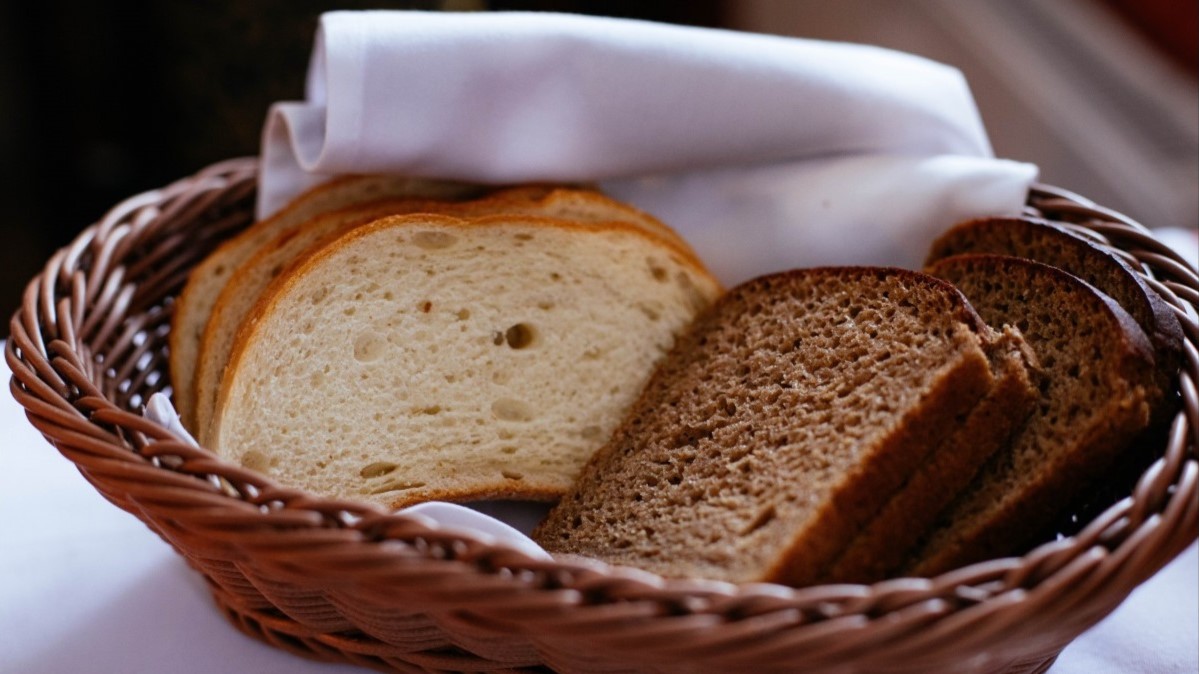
1,348,1195,673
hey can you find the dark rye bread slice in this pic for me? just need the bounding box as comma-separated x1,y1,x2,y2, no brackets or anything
911,254,1158,575
534,267,1010,586
926,216,1182,409
821,328,1039,583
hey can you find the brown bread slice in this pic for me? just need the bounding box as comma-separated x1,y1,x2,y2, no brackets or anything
169,174,486,429
533,267,1008,586
926,216,1181,407
912,254,1158,575
821,328,1039,583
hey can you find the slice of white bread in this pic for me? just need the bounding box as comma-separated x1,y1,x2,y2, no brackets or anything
192,186,705,443
911,254,1158,575
533,268,1019,586
208,213,722,508
169,175,486,429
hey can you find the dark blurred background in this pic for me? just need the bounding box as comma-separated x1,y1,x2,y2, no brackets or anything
1,0,1193,320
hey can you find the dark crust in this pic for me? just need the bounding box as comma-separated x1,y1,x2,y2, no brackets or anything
929,254,1156,374
926,216,1182,386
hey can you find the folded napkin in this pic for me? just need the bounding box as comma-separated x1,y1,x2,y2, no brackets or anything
261,10,1037,282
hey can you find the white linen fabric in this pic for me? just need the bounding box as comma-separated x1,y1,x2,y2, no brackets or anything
260,10,1037,281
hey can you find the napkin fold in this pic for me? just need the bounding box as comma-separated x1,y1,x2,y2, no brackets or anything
260,11,1037,280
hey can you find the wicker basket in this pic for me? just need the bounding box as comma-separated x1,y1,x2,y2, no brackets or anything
7,157,1197,674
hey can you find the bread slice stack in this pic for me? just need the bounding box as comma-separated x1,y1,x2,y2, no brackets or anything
174,180,722,508
534,268,1037,585
906,218,1177,574
927,217,1182,406
907,255,1158,573
821,326,1038,583
170,175,488,430
190,185,703,446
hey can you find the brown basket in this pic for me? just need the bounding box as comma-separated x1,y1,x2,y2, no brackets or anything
7,157,1198,674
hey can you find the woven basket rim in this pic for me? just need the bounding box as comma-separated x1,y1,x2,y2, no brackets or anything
7,157,1198,674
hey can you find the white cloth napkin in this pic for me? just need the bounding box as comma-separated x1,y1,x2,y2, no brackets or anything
260,10,1037,282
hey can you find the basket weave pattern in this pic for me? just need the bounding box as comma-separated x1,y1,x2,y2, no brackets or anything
7,158,1198,674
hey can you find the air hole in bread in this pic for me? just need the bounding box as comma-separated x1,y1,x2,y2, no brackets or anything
360,462,399,479
492,398,534,422
581,425,603,440
353,333,386,362
456,309,470,320
502,470,524,480
369,481,426,495
648,260,669,282
505,323,537,349
412,230,458,249
241,450,271,473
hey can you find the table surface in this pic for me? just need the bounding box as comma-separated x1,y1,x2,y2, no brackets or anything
2,353,1196,674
